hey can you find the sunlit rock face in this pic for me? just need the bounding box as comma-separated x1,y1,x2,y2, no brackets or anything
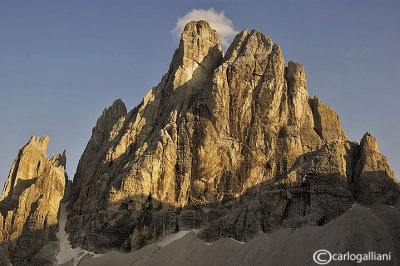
0,136,67,265
353,132,398,205
65,20,399,252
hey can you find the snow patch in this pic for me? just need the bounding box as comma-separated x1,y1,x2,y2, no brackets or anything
229,238,245,244
56,203,103,265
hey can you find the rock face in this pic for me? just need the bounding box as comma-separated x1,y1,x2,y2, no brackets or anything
354,132,398,205
77,203,400,266
66,20,399,252
0,136,67,265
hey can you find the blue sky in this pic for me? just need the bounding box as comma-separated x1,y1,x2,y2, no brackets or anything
1,0,399,186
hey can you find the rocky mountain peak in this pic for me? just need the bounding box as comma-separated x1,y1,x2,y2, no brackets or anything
0,135,65,202
224,28,273,64
103,98,127,124
26,135,50,154
286,60,307,91
64,20,399,253
92,98,127,144
360,132,380,152
110,98,127,114
50,150,66,168
0,136,67,265
168,20,223,90
353,131,398,205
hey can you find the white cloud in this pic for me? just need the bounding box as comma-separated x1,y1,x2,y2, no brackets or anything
172,8,239,48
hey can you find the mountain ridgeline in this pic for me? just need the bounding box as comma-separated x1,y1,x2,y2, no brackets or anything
65,21,398,251
0,20,398,265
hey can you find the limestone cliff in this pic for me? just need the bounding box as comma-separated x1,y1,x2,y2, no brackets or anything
353,132,398,204
66,20,399,252
0,136,67,265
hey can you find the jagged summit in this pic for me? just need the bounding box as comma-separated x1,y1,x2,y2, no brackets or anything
0,136,67,265
50,150,66,169
27,135,50,154
354,131,397,204
360,131,380,152
0,135,66,202
64,20,398,253
167,20,223,95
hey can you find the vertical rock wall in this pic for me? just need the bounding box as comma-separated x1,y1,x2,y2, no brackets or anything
0,136,67,265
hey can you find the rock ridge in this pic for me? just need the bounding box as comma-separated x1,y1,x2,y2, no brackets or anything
0,136,67,265
63,20,399,252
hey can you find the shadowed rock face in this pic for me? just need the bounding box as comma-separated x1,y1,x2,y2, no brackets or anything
65,20,399,252
0,136,67,265
73,203,400,266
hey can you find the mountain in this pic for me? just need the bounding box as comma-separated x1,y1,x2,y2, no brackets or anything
65,20,399,253
0,136,68,265
0,20,399,265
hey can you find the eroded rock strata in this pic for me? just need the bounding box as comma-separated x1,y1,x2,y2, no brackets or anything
77,203,400,266
0,136,67,265
64,20,399,252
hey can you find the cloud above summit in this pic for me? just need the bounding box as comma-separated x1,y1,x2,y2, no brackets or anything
172,8,239,48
